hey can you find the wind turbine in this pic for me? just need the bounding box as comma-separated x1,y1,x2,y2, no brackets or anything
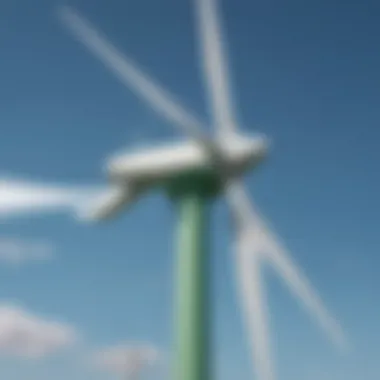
0,0,349,379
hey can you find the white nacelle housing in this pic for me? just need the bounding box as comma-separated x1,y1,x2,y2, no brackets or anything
106,134,269,185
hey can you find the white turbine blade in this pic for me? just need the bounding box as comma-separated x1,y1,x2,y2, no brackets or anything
59,7,208,145
235,224,275,380
226,181,349,351
195,0,237,136
0,177,101,219
258,224,349,351
77,185,140,222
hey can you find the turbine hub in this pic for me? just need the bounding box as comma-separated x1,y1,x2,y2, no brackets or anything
217,133,269,175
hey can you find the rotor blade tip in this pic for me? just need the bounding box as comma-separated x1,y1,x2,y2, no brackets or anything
335,333,353,355
57,5,79,27
57,5,70,19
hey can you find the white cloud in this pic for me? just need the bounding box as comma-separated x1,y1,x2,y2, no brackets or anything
91,342,159,376
0,238,54,265
0,304,77,358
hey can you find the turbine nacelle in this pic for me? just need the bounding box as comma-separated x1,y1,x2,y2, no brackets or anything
106,133,269,186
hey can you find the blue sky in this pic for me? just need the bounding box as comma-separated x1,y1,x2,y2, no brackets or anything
0,0,379,379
